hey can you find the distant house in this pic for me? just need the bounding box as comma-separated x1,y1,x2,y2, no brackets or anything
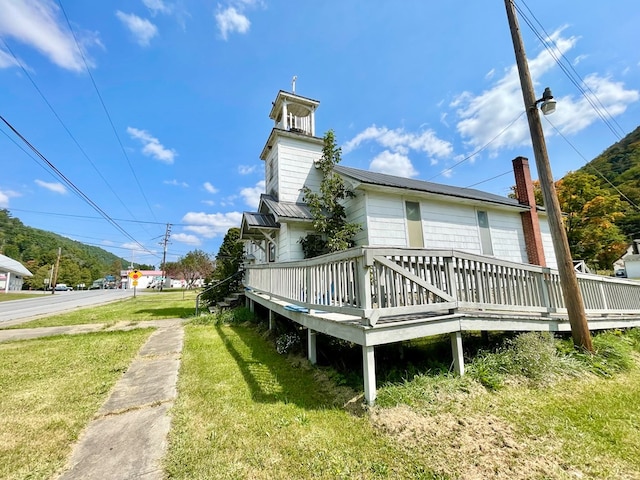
240,90,557,269
0,254,33,292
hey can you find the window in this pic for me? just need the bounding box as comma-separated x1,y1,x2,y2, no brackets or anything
268,242,276,262
477,210,493,255
405,201,424,248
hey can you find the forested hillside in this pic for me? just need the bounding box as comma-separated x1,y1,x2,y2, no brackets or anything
0,209,129,289
579,125,640,240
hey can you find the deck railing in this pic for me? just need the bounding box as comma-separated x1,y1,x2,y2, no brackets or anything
243,247,640,326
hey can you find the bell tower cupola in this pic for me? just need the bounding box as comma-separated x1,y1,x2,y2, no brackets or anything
260,84,324,203
268,89,319,137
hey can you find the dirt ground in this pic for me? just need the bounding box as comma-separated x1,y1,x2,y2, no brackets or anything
370,405,587,480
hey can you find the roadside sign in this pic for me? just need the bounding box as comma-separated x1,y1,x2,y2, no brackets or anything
128,270,142,280
132,280,139,287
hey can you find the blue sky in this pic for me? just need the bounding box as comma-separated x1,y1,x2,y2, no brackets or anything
1,0,638,268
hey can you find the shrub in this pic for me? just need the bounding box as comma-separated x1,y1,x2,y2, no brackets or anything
276,332,301,354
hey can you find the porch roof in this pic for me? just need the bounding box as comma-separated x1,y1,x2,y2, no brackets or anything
259,194,313,221
334,165,527,210
240,212,279,240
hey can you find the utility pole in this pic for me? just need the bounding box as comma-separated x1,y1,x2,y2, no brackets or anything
51,247,61,295
504,0,593,351
159,223,171,292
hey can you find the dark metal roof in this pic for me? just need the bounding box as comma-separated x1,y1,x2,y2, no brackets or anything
260,194,313,221
243,212,278,229
333,165,524,209
240,212,279,241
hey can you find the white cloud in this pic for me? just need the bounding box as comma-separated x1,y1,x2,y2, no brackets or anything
181,211,243,238
164,179,188,187
35,179,66,194
142,0,172,15
343,125,453,160
370,151,418,178
550,75,639,135
201,200,215,206
452,29,639,153
127,127,177,164
240,180,264,209
172,232,201,246
0,0,94,71
215,7,250,40
203,182,218,194
238,164,257,175
0,189,19,207
116,11,158,47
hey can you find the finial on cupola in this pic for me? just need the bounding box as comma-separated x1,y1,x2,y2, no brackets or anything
292,75,297,94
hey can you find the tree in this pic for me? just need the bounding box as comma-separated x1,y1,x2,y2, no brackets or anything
511,172,628,270
556,171,627,270
201,227,244,306
300,130,361,258
165,250,214,288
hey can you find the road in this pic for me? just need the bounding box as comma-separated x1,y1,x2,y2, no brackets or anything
0,289,136,326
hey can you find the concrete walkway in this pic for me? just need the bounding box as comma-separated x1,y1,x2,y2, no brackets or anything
1,319,185,480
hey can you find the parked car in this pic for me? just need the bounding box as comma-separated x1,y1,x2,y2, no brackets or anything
54,283,73,291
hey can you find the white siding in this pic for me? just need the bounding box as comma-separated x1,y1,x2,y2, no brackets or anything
265,145,279,198
423,201,481,253
344,192,368,246
489,211,528,263
366,193,407,246
538,217,558,269
625,259,640,279
276,137,323,203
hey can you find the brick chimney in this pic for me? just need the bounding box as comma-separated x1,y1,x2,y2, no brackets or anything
512,156,546,266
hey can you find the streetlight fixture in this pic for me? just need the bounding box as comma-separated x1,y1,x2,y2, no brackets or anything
504,0,593,352
536,87,557,115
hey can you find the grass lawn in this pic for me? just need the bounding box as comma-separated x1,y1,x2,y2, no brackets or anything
0,292,47,302
165,323,441,479
3,290,199,329
167,319,640,480
0,329,153,480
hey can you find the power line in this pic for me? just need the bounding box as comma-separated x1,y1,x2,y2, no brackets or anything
514,0,626,141
56,0,159,223
0,114,153,255
542,115,640,212
464,170,513,189
0,37,142,225
427,111,526,181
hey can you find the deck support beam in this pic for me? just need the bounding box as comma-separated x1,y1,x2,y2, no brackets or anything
307,329,317,364
268,310,275,330
450,331,465,376
362,345,377,405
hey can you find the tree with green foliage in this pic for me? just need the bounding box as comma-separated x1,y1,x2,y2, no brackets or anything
200,227,245,306
300,130,361,258
512,171,628,270
556,171,628,270
0,209,133,289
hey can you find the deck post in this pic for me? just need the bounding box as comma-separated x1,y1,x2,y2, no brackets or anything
450,331,465,376
268,309,275,330
307,329,317,364
362,345,377,405
248,297,254,313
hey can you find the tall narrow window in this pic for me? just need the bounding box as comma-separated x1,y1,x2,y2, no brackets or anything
405,201,424,248
477,210,494,255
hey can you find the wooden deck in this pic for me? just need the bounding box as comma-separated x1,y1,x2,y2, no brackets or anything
243,247,640,404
